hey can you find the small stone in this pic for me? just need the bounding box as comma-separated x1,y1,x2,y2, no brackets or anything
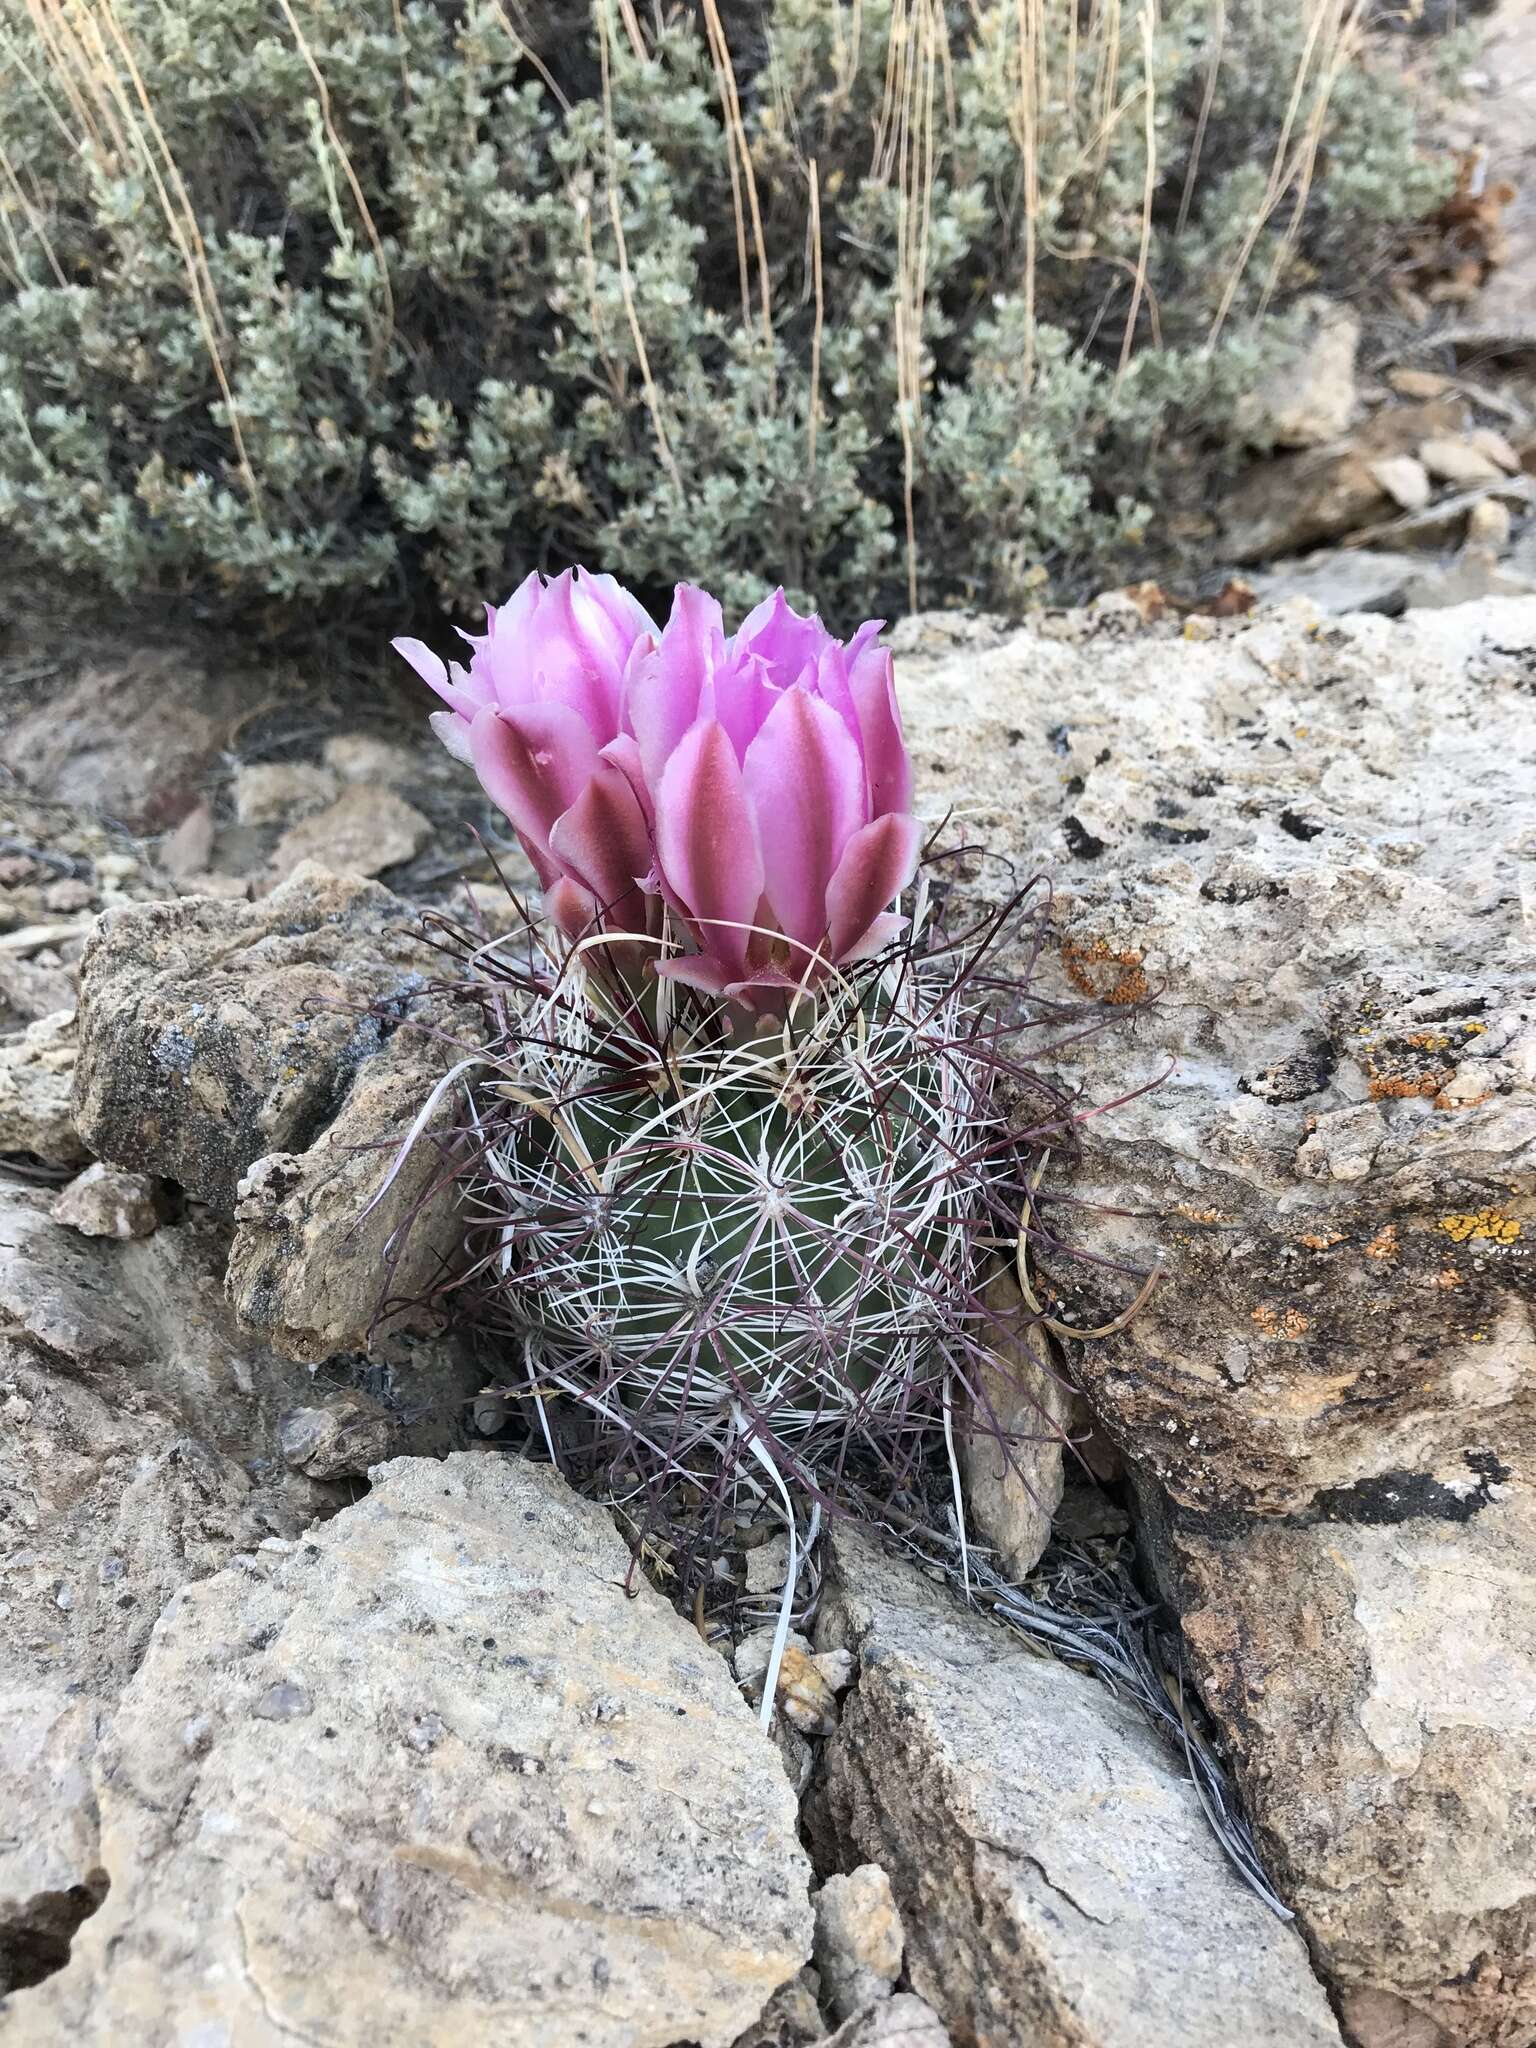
279,1392,395,1481
1367,456,1431,513
1467,426,1522,474
1387,367,1452,399
1235,297,1359,449
161,802,215,881
815,1865,906,2022
51,1162,163,1240
42,879,95,915
0,1010,86,1165
322,734,420,788
1466,496,1512,547
826,1994,951,2047
1419,437,1504,487
253,1680,312,1721
269,787,431,881
234,762,341,827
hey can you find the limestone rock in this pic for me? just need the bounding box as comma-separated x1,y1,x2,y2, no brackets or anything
11,1455,814,2047
957,1271,1078,1578
49,1163,161,1240
72,861,479,1360
895,596,1536,2041
0,1355,306,1994
0,650,247,833
812,1528,1341,2048
233,761,340,827
0,1012,85,1167
279,1390,396,1480
1368,455,1432,512
827,1998,951,2048
1236,298,1360,449
814,1866,905,2022
226,1005,471,1364
1147,1484,1536,2048
896,600,1535,1517
1219,396,1468,561
1419,436,1506,487
269,785,431,881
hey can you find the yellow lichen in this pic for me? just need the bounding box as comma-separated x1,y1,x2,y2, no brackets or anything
1438,1210,1521,1246
1252,1304,1310,1340
1061,936,1150,1007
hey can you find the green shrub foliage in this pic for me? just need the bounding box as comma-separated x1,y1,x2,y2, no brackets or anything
0,0,1449,625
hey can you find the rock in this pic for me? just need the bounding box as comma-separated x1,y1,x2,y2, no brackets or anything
1368,455,1432,512
233,762,341,826
732,1969,829,2047
0,650,252,833
1220,397,1469,561
1341,475,1534,552
1468,494,1514,547
814,1866,905,2023
1419,435,1506,486
279,1390,396,1480
1399,546,1533,609
158,801,214,882
269,785,431,881
12,1454,814,2046
1236,298,1360,449
957,1272,1078,1578
1149,1484,1536,2048
322,733,422,787
0,951,76,1023
1388,367,1454,399
1247,549,1424,615
225,1005,472,1363
0,1355,308,1995
895,598,1536,2039
49,1162,161,1240
811,1528,1341,2048
73,863,446,1214
827,1998,951,2048
0,1012,86,1166
1468,425,1523,474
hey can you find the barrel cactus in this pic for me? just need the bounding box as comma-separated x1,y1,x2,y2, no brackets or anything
395,571,1076,1607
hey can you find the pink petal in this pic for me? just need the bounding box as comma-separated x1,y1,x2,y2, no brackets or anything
547,760,654,931
467,702,600,867
847,639,912,817
599,733,655,835
628,584,723,786
654,719,765,976
825,813,921,961
731,587,835,689
393,636,485,723
741,687,865,952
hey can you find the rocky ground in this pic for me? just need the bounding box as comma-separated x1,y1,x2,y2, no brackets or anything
0,568,1530,2046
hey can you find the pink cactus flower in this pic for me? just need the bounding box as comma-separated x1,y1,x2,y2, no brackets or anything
396,572,921,1004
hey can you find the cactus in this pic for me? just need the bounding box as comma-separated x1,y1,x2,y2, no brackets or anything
403,859,1082,1609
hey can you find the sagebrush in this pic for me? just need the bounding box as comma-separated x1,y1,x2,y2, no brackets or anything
0,0,1450,627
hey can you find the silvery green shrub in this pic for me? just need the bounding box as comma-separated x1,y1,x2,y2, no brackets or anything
0,0,1449,626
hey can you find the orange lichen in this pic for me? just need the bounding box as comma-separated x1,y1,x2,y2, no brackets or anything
1367,1063,1452,1101
1252,1304,1310,1340
1061,937,1150,1007
1438,1210,1522,1246
1434,1086,1492,1112
1430,1267,1464,1290
1173,1203,1224,1225
1364,1224,1399,1263
1298,1229,1345,1251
